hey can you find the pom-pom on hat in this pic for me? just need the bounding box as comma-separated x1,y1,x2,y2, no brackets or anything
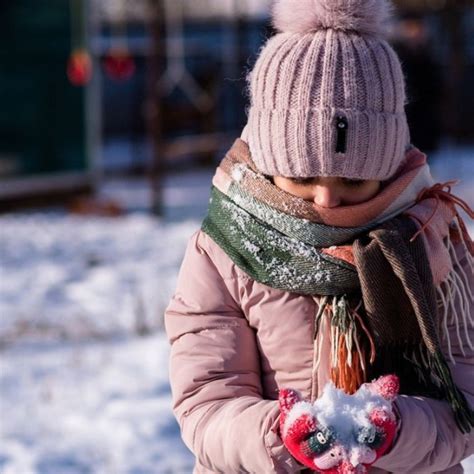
272,0,393,36
246,0,410,180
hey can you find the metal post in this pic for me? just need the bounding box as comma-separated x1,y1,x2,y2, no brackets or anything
146,0,165,216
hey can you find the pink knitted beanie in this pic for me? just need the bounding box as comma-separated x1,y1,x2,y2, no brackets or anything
246,0,410,180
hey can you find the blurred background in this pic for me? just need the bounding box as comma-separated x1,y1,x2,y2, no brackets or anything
0,1,473,473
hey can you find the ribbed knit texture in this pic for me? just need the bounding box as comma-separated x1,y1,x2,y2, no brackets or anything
247,17,410,179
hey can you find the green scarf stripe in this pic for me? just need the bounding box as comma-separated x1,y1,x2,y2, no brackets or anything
202,187,359,296
226,181,375,247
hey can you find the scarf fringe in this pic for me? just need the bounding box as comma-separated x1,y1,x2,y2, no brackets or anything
436,229,474,364
403,346,436,387
452,216,474,266
323,288,474,432
431,351,474,434
402,339,474,433
313,296,328,370
450,218,474,284
324,296,376,395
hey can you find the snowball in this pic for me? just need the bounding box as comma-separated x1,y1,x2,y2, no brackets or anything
312,383,392,444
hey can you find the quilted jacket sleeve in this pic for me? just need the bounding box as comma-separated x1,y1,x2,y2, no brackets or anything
374,241,474,473
165,231,302,473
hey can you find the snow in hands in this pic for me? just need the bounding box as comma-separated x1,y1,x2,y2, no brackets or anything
279,375,399,473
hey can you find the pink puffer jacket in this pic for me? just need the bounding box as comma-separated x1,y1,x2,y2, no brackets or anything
165,230,474,473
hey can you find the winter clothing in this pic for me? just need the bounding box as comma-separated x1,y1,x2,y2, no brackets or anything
203,139,473,430
165,219,473,473
205,141,425,295
246,0,409,180
166,210,474,474
279,375,399,473
165,0,474,471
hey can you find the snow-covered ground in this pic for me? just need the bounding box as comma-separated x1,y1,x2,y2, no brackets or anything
0,143,473,473
0,334,194,474
0,169,211,474
0,170,213,346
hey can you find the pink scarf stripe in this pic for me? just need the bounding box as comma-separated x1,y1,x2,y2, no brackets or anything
216,139,429,228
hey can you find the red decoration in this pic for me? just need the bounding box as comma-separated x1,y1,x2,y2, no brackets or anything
67,48,92,86
103,48,136,81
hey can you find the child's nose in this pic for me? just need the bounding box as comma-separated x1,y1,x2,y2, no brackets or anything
312,185,341,208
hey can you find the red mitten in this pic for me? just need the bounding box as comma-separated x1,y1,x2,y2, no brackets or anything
349,375,399,471
279,375,399,474
279,388,342,472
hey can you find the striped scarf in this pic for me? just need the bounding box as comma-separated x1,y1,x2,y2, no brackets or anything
202,139,474,433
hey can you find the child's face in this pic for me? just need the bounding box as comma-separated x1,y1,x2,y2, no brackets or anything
273,176,381,208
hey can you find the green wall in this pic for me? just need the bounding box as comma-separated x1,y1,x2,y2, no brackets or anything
0,0,88,178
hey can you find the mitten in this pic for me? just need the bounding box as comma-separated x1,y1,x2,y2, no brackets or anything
279,375,399,474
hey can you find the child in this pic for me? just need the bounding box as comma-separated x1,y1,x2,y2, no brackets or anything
165,0,474,472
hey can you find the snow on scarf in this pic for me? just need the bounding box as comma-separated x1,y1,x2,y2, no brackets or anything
202,139,474,433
